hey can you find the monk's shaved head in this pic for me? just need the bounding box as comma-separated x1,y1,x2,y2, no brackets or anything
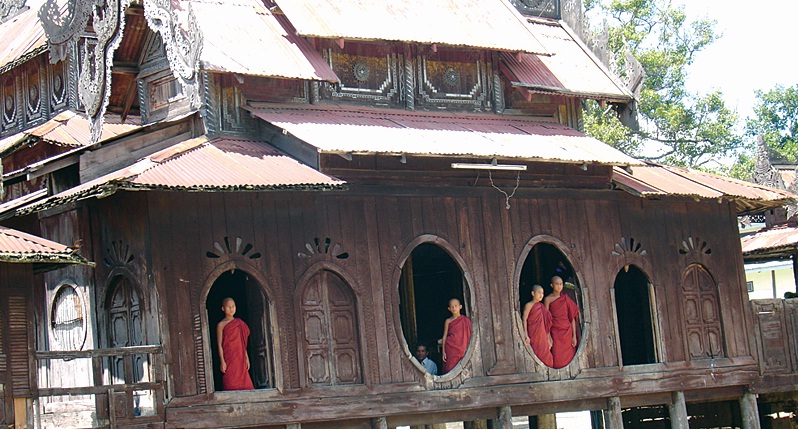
532,284,544,292
551,275,562,283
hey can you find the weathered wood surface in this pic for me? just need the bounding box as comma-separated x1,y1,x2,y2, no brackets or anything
35,183,776,426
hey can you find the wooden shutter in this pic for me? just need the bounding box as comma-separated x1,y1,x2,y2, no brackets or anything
682,266,725,358
245,280,272,388
8,294,31,396
301,270,362,386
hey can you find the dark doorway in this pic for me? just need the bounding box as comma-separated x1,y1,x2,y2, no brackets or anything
614,266,657,365
622,405,671,429
206,269,273,391
399,243,468,374
687,400,742,428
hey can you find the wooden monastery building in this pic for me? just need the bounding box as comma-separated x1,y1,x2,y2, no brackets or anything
0,0,797,428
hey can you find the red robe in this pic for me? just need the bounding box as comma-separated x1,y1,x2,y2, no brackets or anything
443,315,472,373
526,301,554,367
549,294,579,369
221,318,255,390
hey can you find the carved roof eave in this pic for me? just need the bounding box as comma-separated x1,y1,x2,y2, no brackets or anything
38,0,202,145
752,134,798,218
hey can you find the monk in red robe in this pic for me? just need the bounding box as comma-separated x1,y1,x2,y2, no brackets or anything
523,285,554,367
442,298,472,373
217,298,254,390
544,276,579,369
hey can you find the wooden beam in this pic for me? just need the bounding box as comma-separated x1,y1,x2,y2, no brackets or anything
668,391,688,429
121,77,139,122
605,397,623,429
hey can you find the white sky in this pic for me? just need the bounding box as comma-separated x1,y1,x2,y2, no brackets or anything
682,0,798,122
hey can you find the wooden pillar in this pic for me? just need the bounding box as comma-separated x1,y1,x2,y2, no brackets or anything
428,423,447,429
487,405,513,429
285,424,301,429
740,392,761,429
605,397,624,429
792,251,798,294
668,391,689,429
464,419,488,428
13,398,29,429
371,417,388,429
532,414,557,429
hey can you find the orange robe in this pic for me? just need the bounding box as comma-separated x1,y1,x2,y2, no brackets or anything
443,315,471,373
221,318,255,390
526,301,554,367
549,294,579,369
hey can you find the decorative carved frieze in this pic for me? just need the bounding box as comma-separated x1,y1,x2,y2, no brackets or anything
298,237,349,260
611,237,647,258
206,236,262,261
323,50,400,104
678,236,712,260
142,0,203,110
510,0,559,19
40,0,132,144
0,0,26,24
103,240,135,268
417,56,489,111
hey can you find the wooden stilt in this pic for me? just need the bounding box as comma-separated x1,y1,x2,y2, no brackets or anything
285,423,301,429
371,417,388,429
536,414,557,429
464,419,488,428
740,392,761,429
606,397,624,429
668,391,689,429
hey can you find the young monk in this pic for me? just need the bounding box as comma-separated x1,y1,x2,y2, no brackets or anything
217,297,255,390
544,276,579,369
522,284,554,367
441,298,472,373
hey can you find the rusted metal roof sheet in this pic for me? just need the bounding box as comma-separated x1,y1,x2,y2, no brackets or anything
273,0,548,55
501,20,632,101
0,225,89,265
17,136,345,215
247,105,641,166
0,1,47,73
742,225,798,256
613,163,796,215
187,0,338,81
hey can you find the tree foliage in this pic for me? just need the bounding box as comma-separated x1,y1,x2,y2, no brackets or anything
583,0,742,168
746,84,798,162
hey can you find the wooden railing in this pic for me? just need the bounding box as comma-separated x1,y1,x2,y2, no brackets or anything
34,345,166,428
751,298,798,375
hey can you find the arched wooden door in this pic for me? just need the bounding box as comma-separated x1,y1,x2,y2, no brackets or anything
300,270,362,386
681,265,725,359
107,276,145,383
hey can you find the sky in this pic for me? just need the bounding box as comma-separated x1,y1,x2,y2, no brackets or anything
681,0,798,122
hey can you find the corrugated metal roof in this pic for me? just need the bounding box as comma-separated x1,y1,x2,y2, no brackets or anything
612,163,796,215
273,0,548,55
742,225,798,256
27,110,140,146
247,105,642,166
17,136,345,215
500,20,632,101
0,225,89,265
185,0,338,81
0,0,47,73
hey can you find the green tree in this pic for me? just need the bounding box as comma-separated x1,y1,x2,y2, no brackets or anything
746,84,798,162
582,0,742,168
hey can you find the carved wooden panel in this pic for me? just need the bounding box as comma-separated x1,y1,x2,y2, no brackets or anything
2,75,17,131
681,266,725,358
49,60,69,111
416,52,490,111
301,270,362,386
24,62,43,123
108,276,145,384
323,49,400,105
752,300,791,373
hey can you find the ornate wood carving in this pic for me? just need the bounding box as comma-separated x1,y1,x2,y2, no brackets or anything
492,72,504,114
49,60,68,111
300,270,362,386
681,265,724,359
2,75,17,131
103,240,136,268
142,0,202,110
611,237,647,258
510,0,559,18
205,236,262,261
323,50,400,104
0,0,26,24
678,236,712,261
298,237,349,260
403,54,415,110
107,276,145,383
416,55,490,111
40,0,132,144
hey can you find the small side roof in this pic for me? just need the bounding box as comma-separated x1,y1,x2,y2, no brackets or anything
0,0,46,73
612,163,796,215
188,0,339,81
272,0,548,55
500,20,632,101
248,105,642,167
742,224,798,260
17,136,346,215
0,225,90,267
